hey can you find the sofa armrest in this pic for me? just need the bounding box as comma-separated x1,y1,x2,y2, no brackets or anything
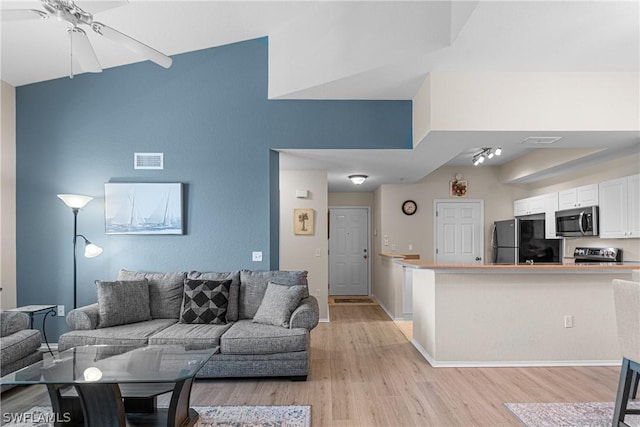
0,311,29,337
66,303,100,330
289,296,319,330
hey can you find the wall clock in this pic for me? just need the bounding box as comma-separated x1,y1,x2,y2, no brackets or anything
402,200,417,216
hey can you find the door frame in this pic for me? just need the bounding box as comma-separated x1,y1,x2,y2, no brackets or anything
433,199,485,264
328,206,371,296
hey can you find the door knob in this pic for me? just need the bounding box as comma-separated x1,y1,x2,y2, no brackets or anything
363,255,368,259
475,257,482,261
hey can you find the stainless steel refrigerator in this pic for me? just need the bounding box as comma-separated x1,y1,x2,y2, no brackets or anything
491,215,561,264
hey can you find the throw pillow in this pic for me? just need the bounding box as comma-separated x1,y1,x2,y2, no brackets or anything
117,269,186,319
180,279,231,324
252,281,307,328
96,280,151,328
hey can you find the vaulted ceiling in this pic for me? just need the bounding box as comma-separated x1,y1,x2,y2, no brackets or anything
2,1,638,191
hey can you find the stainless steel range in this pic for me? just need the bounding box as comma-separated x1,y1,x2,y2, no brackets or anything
573,247,622,264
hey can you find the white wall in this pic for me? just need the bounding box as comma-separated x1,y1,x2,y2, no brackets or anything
375,165,528,263
1,80,17,309
328,192,373,207
428,72,639,131
280,170,329,321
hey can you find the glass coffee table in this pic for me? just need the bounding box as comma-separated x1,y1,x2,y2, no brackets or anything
0,344,217,427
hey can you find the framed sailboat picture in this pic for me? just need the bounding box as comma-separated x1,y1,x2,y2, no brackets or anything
104,183,184,235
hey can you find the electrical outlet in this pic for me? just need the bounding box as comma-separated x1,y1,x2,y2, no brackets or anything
564,315,573,328
391,244,397,251
252,251,262,262
57,305,65,317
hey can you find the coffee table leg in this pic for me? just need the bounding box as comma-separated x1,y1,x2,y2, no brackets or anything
75,383,126,427
167,377,198,427
46,384,83,427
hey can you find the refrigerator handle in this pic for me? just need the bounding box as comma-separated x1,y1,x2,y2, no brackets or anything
490,223,497,263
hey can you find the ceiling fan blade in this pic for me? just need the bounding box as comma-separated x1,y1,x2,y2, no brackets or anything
91,22,172,69
68,27,102,73
1,9,48,22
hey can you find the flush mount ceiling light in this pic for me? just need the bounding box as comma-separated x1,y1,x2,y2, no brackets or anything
472,147,502,166
348,174,368,185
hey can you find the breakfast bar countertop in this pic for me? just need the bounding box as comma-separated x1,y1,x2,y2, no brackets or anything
398,260,640,271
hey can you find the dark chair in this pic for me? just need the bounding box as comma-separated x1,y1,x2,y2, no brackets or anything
612,279,640,427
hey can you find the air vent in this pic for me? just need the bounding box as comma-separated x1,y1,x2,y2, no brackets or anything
520,136,563,145
134,153,164,170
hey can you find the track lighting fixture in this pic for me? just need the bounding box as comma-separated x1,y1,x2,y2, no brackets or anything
472,147,502,166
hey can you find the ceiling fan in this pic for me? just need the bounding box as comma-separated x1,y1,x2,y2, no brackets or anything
2,0,172,77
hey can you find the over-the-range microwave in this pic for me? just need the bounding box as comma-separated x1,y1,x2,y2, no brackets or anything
555,206,599,237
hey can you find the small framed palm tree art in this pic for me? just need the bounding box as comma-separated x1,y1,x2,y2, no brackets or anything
294,208,314,235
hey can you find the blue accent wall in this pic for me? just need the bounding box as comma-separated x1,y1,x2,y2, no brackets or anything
15,38,411,340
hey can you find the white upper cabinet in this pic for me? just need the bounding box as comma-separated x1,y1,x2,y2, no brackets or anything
542,192,559,239
558,184,599,210
599,174,640,239
514,195,545,216
513,193,558,239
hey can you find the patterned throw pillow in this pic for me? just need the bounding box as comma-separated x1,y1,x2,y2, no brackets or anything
179,279,231,324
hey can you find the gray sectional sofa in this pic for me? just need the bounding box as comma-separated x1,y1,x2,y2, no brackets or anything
1,310,43,392
59,269,319,380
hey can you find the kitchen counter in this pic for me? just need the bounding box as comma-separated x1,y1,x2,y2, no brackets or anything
406,262,636,368
398,260,638,272
379,253,420,260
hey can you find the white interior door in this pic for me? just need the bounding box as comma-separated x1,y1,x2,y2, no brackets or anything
435,200,484,264
329,207,369,296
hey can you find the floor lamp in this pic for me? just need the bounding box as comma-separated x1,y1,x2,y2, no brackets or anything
58,194,103,309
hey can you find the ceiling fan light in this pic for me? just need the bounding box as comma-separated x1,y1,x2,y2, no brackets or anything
494,147,502,156
487,151,495,159
348,175,368,185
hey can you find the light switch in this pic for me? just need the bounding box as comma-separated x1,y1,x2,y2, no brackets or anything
315,248,322,257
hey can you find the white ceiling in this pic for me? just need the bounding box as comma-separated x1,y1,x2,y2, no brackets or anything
2,1,639,191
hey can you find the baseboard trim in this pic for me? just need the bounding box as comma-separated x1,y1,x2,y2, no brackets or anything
371,296,404,321
409,339,621,368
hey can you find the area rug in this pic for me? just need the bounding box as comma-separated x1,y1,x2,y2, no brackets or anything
505,401,640,427
3,405,311,427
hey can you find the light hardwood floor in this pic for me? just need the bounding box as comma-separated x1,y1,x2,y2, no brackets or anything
1,304,622,426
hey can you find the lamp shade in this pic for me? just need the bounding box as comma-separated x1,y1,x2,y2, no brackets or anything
84,242,103,258
57,194,93,209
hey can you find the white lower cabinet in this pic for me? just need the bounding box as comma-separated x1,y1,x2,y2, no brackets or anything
599,174,640,238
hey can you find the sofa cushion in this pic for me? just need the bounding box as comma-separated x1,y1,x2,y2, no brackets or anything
96,280,151,328
238,270,308,319
220,320,309,355
118,269,186,319
253,282,307,328
0,329,41,366
187,271,240,322
149,322,233,349
58,319,177,352
179,279,231,325
1,311,29,337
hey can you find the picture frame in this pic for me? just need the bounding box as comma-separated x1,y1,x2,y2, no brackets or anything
294,208,314,235
450,180,468,197
105,182,184,235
